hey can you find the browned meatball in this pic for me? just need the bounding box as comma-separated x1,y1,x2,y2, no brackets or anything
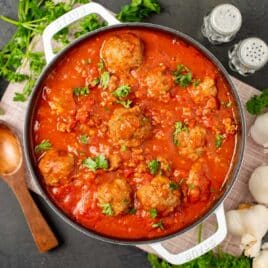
108,106,151,147
38,150,75,186
100,33,143,73
140,66,173,102
97,178,132,216
175,126,206,160
137,175,180,215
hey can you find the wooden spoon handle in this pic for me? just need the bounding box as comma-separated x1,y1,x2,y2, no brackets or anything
8,174,58,252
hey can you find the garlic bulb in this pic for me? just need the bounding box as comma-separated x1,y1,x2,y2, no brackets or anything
226,204,268,257
250,113,268,147
249,166,268,206
253,245,268,268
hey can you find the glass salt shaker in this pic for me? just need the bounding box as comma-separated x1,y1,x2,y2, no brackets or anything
201,4,242,45
228,38,268,76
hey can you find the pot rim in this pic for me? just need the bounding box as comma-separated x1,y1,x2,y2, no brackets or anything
23,22,246,245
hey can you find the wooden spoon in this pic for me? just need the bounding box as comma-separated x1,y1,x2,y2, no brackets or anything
0,121,58,252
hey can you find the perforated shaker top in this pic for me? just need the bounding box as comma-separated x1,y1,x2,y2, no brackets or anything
238,38,268,69
210,4,242,35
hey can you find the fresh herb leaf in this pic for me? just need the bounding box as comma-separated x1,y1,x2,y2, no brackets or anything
73,87,89,96
121,144,127,152
129,208,137,214
91,77,100,86
82,157,97,171
172,64,193,87
246,89,268,115
95,154,109,170
83,154,109,172
147,251,251,268
117,0,161,22
193,79,200,86
152,220,164,230
116,99,132,108
99,203,113,216
215,134,224,148
188,183,195,190
74,14,107,38
13,78,35,102
150,208,158,219
98,59,105,71
169,182,179,190
100,71,110,89
35,139,52,153
113,85,131,99
173,121,189,146
148,159,160,175
79,134,89,144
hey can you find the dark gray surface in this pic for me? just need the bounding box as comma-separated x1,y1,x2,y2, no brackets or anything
0,1,268,268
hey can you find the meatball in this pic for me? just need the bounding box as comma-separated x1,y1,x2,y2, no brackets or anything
186,159,211,202
47,88,77,132
140,66,173,103
108,106,151,147
38,150,75,186
137,175,180,215
175,126,206,160
189,77,217,102
97,178,132,216
100,33,143,73
189,77,218,114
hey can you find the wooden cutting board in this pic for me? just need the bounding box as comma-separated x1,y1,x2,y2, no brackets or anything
0,36,266,257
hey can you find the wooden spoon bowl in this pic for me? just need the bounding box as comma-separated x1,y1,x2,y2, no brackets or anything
0,121,58,252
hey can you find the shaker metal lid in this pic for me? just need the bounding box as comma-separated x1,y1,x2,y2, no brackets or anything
209,4,242,35
239,38,268,69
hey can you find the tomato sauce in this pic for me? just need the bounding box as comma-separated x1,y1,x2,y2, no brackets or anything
33,27,238,240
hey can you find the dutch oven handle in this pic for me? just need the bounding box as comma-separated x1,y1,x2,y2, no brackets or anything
150,203,227,265
42,3,228,265
42,2,120,63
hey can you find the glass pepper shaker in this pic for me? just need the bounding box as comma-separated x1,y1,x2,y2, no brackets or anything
228,38,268,76
201,4,242,45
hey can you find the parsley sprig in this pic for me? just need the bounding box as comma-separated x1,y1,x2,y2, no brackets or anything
172,64,193,87
34,139,52,153
82,154,109,172
246,88,268,115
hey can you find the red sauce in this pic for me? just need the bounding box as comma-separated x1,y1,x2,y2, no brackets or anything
33,28,238,240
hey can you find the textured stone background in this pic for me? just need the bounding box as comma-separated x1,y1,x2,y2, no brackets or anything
0,1,267,268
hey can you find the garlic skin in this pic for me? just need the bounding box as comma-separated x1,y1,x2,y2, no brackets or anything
249,166,268,206
253,246,268,268
226,205,268,257
250,113,268,147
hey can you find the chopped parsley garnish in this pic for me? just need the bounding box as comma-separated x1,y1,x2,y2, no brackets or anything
150,208,158,219
79,134,89,144
129,208,137,214
98,59,105,71
152,220,164,230
215,134,224,148
172,64,193,87
116,99,132,108
169,182,179,190
113,85,131,99
188,183,195,190
82,154,109,172
148,159,160,175
116,0,161,22
193,79,201,86
91,78,100,86
100,71,110,89
246,88,268,115
34,140,52,153
173,121,189,146
121,144,127,152
73,87,89,96
99,203,113,216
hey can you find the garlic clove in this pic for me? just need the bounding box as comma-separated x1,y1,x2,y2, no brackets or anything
250,113,268,148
